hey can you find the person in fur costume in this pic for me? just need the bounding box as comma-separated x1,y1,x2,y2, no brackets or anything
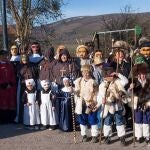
127,55,150,144
74,64,99,143
96,67,128,146
110,40,131,78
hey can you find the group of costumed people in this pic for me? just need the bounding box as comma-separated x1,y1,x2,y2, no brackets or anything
0,37,149,145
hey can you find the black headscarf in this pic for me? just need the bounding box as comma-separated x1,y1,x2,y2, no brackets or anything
44,47,55,62
58,48,70,62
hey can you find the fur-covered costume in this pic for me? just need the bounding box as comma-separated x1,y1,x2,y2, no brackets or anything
110,42,131,78
128,78,150,142
127,54,150,143
97,73,128,140
74,76,99,139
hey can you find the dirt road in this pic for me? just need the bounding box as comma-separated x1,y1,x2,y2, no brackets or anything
0,124,149,150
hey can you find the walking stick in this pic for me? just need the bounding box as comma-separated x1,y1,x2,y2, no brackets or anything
99,81,111,144
116,54,119,73
69,64,77,144
130,48,135,147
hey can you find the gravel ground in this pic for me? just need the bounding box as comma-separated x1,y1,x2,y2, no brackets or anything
0,124,149,150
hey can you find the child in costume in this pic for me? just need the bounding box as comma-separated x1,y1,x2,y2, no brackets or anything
23,79,40,130
40,80,58,130
128,55,150,144
96,67,128,146
74,64,99,143
58,77,73,132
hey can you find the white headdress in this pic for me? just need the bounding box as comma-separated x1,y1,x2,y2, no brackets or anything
25,79,35,86
41,80,50,88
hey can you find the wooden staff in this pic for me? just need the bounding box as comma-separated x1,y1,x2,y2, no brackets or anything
130,47,135,147
99,81,111,144
116,52,119,73
69,64,77,144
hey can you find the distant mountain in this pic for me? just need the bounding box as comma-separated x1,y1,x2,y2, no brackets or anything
31,12,150,51
1,12,150,51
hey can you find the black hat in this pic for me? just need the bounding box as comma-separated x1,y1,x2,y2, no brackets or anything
0,50,8,55
102,66,114,77
44,47,55,60
139,41,150,49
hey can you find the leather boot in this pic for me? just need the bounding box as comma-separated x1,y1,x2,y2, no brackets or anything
120,136,127,146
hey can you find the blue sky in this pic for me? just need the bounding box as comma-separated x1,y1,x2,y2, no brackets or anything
62,0,150,18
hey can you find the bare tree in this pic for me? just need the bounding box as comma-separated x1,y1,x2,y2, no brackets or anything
7,0,64,52
101,5,138,41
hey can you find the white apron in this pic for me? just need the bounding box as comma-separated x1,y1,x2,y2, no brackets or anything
23,91,40,125
40,91,57,125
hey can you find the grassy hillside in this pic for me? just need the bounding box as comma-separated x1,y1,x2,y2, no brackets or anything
32,12,150,53
0,12,150,53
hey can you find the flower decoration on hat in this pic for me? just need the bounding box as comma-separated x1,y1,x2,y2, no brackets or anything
132,55,149,76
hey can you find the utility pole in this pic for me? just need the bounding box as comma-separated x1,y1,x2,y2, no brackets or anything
1,0,8,51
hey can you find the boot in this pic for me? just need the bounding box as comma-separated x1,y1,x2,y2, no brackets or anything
34,125,40,130
82,135,88,142
135,137,143,143
120,136,127,146
104,136,111,144
145,137,150,144
91,136,98,143
40,125,46,130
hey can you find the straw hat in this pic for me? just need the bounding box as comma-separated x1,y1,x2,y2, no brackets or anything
76,45,88,54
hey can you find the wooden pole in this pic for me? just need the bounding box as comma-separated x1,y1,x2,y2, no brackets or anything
99,81,110,144
130,48,136,147
69,64,77,144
